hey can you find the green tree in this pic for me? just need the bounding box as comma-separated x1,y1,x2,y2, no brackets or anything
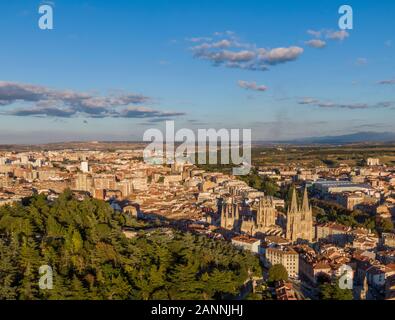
319,281,353,300
378,219,394,233
238,170,280,197
0,239,18,299
268,264,288,283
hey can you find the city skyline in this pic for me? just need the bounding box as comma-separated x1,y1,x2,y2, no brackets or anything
0,0,394,143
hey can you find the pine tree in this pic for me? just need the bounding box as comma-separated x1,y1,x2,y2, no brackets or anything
0,239,18,299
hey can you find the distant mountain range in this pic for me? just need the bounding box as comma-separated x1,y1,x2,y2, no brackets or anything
284,132,395,144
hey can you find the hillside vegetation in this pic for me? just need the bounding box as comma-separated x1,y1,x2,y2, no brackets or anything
0,190,261,300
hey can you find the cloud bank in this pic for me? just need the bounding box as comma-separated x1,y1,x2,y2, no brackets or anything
0,81,185,119
188,31,303,71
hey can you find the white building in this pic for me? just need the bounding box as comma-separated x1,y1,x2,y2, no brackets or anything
231,235,261,254
367,158,380,166
265,246,299,278
80,161,89,173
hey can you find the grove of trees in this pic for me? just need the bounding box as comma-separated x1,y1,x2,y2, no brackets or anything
0,190,262,300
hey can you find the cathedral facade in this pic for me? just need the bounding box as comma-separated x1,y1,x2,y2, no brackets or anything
220,196,280,236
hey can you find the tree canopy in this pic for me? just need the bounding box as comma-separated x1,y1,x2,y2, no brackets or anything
238,170,280,197
0,191,262,300
319,281,353,300
268,264,288,283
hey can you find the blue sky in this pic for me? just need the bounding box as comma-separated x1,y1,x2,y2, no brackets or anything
0,0,394,143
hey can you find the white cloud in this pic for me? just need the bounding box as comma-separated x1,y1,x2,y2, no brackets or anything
326,30,349,41
189,31,303,71
263,47,304,65
307,29,350,41
378,79,395,85
238,80,267,92
305,39,326,48
299,97,393,110
307,30,322,38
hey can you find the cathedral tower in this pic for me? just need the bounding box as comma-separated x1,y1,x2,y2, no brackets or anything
220,197,240,231
286,186,313,242
256,196,276,229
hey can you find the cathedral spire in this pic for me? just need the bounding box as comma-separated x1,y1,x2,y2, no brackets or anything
220,201,226,229
257,197,263,224
234,202,239,220
289,187,298,213
301,186,310,212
